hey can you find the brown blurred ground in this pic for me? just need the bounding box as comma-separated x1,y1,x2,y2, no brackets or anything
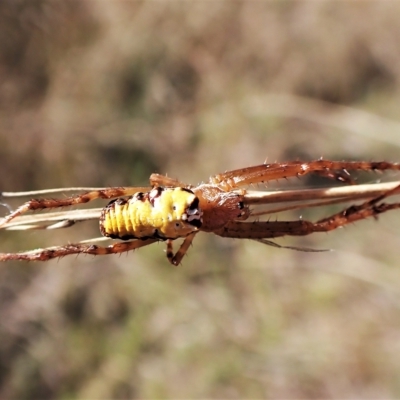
1,1,400,398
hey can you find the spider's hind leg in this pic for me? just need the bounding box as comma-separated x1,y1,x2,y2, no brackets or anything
150,173,190,188
0,187,149,228
0,238,159,262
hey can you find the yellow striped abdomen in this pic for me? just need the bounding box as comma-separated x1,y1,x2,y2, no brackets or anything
100,187,203,240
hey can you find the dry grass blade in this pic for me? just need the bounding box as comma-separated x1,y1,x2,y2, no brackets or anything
1,187,108,198
243,181,400,205
0,208,102,230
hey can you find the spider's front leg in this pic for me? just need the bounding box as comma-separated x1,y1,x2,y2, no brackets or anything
210,160,400,191
215,184,400,240
0,187,150,228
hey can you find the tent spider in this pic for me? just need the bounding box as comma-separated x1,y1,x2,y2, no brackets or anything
1,159,400,265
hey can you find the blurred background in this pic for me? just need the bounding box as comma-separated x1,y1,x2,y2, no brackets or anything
1,1,400,398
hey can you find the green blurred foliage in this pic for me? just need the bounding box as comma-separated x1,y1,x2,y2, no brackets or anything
1,1,400,398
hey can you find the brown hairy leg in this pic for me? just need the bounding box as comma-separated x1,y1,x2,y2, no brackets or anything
210,160,400,190
166,232,197,266
0,238,159,262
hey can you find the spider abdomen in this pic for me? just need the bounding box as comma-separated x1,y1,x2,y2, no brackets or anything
99,187,203,241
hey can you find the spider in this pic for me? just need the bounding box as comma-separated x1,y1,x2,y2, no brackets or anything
1,159,400,265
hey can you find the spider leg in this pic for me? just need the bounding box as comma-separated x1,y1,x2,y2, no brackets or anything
254,239,329,253
149,173,190,188
210,160,400,190
216,184,400,240
166,232,197,266
0,187,150,228
0,238,159,262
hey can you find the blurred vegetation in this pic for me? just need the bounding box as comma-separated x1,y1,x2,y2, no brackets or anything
1,1,400,398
